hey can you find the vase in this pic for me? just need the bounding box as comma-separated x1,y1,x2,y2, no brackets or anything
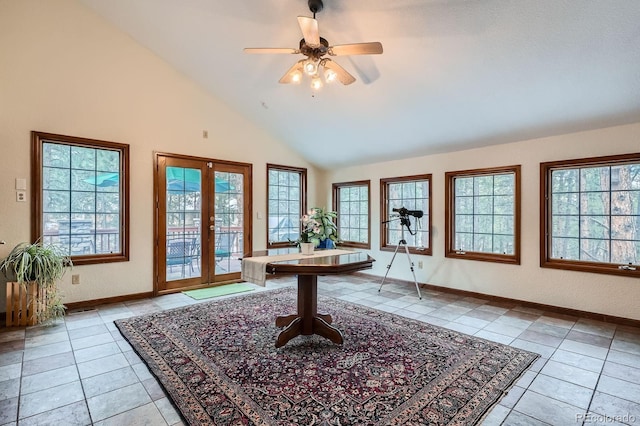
300,242,314,255
317,239,334,249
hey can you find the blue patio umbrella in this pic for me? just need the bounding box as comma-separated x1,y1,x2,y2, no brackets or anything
87,169,231,192
215,178,232,192
166,167,232,193
83,172,119,187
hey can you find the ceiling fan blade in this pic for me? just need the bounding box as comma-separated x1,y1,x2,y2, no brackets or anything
329,42,383,56
279,60,305,84
323,59,356,85
244,48,299,54
297,16,320,47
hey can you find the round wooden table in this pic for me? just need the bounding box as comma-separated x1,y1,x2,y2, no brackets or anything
260,250,375,347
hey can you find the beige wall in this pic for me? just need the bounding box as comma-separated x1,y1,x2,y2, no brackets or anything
322,123,640,321
1,1,638,322
0,0,319,308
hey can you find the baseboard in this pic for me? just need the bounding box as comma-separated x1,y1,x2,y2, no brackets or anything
9,282,239,317
1,292,153,329
65,291,154,312
358,272,640,328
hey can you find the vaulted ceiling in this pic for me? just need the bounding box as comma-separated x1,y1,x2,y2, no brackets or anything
80,0,640,169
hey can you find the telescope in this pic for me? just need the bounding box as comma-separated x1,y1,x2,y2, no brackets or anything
392,207,424,219
381,207,424,299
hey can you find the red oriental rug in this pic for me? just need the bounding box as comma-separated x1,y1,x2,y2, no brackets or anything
115,288,538,425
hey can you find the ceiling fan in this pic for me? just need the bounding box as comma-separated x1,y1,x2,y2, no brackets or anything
244,0,383,90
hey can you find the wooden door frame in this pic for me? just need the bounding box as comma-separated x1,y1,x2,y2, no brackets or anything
156,155,209,292
153,152,253,296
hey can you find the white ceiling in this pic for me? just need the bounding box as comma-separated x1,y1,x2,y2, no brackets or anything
80,0,640,169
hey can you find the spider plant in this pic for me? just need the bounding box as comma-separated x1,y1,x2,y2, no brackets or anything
0,241,72,323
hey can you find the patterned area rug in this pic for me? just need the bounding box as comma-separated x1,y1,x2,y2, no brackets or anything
115,288,538,425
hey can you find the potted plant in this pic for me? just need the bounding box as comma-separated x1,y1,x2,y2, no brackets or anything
298,207,340,251
0,241,71,326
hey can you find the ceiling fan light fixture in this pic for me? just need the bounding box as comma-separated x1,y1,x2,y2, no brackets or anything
304,59,318,76
244,0,383,89
290,69,303,83
324,67,337,83
310,76,323,91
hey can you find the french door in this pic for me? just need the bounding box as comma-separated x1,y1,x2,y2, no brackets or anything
154,154,252,294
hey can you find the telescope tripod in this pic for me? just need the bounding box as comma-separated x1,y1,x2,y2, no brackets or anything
378,220,422,299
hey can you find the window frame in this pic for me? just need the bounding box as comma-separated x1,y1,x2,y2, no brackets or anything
332,180,371,249
266,163,307,248
540,153,640,277
32,131,130,265
380,174,433,255
445,165,521,264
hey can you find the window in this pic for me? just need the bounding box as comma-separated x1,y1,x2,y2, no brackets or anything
445,166,521,264
32,131,129,265
380,175,432,255
541,154,640,276
332,181,370,248
267,164,307,247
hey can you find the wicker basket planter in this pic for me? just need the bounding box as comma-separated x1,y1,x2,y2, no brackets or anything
1,242,70,327
5,281,51,327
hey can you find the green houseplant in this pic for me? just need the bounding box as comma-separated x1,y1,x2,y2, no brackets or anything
0,241,71,325
299,207,340,248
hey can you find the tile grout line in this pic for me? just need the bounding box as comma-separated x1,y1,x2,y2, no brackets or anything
69,317,97,426
570,325,612,426
15,337,25,425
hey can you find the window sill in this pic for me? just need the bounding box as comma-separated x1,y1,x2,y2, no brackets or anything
541,259,640,277
70,253,129,266
446,251,520,265
381,246,432,256
339,242,370,250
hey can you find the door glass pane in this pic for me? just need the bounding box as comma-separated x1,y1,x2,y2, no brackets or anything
215,171,243,274
166,167,201,281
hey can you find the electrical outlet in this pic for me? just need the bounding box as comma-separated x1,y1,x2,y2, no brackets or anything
16,191,26,202
417,261,423,269
72,274,80,285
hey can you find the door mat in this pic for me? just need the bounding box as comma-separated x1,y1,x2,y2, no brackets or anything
182,283,255,300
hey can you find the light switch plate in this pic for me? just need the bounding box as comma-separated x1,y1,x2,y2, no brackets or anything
16,178,27,190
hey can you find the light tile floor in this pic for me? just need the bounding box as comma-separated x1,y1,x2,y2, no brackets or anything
1,275,640,425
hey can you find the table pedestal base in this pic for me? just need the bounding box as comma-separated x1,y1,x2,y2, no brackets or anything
275,275,344,348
